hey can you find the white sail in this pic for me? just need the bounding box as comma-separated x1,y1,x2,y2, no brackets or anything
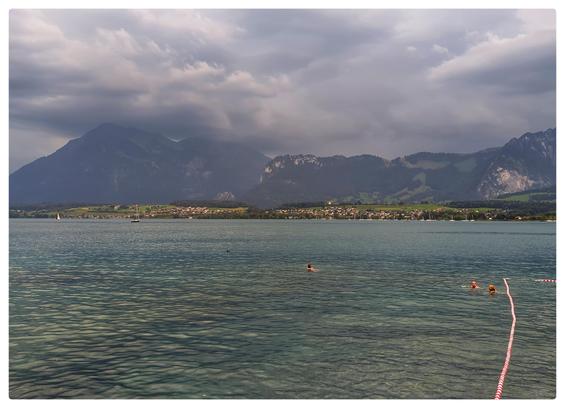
131,205,140,222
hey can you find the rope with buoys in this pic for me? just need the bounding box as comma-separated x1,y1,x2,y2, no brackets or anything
534,279,557,283
494,278,516,399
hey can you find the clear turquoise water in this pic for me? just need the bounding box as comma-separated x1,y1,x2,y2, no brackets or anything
9,219,556,399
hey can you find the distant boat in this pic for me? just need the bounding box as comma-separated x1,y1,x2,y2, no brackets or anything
56,212,61,221
131,205,141,223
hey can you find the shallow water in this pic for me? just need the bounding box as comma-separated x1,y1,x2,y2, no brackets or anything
9,219,556,398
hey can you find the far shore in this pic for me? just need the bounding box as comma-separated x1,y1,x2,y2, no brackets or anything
9,202,556,222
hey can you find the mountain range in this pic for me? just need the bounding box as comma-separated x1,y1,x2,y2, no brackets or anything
244,128,556,207
10,124,556,208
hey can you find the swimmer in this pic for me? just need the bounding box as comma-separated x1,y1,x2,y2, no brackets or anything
488,284,496,295
307,263,318,272
470,280,479,289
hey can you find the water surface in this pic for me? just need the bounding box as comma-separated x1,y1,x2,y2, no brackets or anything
10,219,556,398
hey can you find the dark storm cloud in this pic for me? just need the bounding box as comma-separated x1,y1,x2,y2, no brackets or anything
9,9,556,172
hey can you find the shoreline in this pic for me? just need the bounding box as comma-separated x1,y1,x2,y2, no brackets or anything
9,202,556,222
9,217,556,222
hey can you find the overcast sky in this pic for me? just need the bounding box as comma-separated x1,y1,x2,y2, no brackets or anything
9,9,555,172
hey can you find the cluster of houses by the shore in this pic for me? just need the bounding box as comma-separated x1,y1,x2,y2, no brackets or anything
138,205,488,220
267,206,494,220
142,206,244,218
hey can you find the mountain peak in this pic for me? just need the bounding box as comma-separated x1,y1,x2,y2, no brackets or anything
511,127,555,143
82,123,162,140
92,123,125,131
10,124,270,205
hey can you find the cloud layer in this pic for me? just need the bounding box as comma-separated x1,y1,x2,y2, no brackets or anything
9,9,556,172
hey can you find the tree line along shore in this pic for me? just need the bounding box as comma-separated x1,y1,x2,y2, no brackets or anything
9,200,556,221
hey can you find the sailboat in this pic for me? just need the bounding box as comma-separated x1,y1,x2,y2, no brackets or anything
56,212,61,221
131,205,141,223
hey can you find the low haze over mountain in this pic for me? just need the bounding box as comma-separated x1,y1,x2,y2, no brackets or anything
9,125,555,208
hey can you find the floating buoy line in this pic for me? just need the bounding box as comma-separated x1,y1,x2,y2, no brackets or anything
494,278,517,400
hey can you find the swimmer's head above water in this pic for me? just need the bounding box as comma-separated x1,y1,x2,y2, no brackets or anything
471,280,478,289
488,284,496,294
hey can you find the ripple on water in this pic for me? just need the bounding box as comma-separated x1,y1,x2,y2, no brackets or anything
9,219,555,398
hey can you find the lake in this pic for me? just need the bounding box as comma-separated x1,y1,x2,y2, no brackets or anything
9,219,556,398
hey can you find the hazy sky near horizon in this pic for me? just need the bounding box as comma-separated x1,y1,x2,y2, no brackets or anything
9,9,555,172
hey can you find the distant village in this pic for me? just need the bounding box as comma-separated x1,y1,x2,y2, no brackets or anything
9,202,556,221
263,206,492,221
